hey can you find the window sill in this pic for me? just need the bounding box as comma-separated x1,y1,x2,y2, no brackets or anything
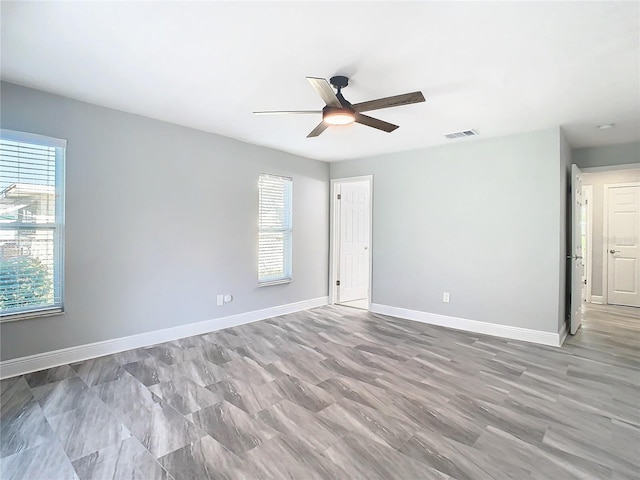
0,307,64,323
258,278,292,287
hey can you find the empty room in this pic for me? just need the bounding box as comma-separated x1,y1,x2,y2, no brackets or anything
1,2,639,479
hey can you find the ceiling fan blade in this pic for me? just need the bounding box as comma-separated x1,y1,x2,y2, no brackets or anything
306,77,341,107
355,113,399,133
307,122,329,138
253,110,321,115
352,91,425,113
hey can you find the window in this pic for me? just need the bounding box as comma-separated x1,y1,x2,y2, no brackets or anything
258,174,292,285
0,129,66,321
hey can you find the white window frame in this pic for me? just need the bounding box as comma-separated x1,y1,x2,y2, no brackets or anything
0,129,66,322
258,174,292,286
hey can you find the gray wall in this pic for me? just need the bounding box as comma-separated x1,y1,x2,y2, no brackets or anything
331,128,565,334
0,82,330,361
573,142,640,169
582,167,640,297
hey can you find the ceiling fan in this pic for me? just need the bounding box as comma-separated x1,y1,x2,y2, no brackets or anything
254,76,425,138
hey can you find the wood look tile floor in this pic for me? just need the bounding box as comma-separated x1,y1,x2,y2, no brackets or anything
1,304,638,480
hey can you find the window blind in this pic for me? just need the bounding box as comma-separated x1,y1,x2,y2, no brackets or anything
258,174,292,285
0,129,65,320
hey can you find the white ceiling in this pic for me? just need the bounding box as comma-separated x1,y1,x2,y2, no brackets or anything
1,1,638,162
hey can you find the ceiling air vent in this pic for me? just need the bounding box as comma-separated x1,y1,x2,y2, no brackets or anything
445,129,478,139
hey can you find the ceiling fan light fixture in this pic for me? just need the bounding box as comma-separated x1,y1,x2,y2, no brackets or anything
323,106,355,126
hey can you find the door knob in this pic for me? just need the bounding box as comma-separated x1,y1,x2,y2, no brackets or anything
610,249,620,254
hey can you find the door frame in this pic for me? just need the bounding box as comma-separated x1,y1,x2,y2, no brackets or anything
602,181,640,305
329,175,373,308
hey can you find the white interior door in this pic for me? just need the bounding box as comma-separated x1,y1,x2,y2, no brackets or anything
570,164,585,335
338,181,370,304
606,184,640,307
582,186,593,303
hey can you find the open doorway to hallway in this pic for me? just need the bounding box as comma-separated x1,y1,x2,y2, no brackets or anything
330,176,373,311
580,166,640,308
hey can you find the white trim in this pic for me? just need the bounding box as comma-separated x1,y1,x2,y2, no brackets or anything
1,307,64,323
0,296,328,380
582,185,593,303
257,278,292,287
329,181,339,305
329,175,373,310
558,321,568,346
602,181,640,305
0,128,67,148
370,304,563,347
591,295,603,304
581,164,640,173
603,181,640,188
602,184,609,305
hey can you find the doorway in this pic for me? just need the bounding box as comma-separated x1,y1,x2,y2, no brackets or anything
579,166,640,308
330,176,373,310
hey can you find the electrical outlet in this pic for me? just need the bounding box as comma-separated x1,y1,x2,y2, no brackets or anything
443,292,450,303
216,294,224,306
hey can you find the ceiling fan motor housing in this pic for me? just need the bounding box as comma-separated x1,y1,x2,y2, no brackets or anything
330,75,349,90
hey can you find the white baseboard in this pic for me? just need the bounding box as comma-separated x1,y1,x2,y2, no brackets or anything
558,321,568,346
590,295,603,305
0,296,328,380
370,303,563,347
